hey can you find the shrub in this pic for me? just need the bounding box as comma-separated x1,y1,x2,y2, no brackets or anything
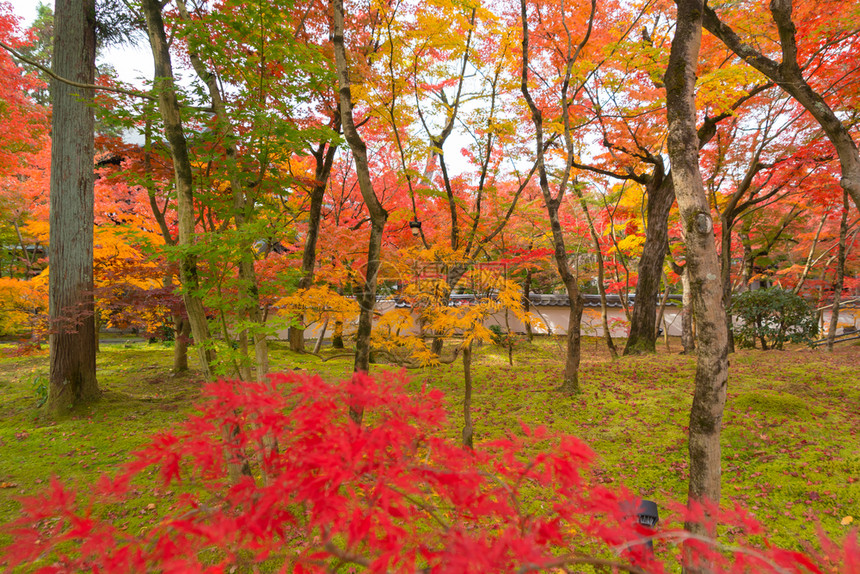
3,371,856,572
0,277,47,337
731,287,818,350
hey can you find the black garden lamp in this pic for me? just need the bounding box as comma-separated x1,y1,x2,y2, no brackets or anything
409,219,422,237
635,499,659,552
620,499,659,555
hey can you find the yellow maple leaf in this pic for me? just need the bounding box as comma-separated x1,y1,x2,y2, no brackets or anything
842,516,854,526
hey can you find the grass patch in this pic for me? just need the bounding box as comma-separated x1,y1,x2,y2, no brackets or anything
0,337,858,558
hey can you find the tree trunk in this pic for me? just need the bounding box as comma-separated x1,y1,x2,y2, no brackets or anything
562,293,584,392
46,0,99,415
665,0,730,555
680,265,696,354
655,273,671,340
312,318,329,354
625,175,674,355
290,138,339,352
332,320,344,348
522,268,534,342
720,216,736,353
332,0,388,425
520,0,595,394
792,214,827,295
462,341,474,449
175,0,269,382
576,190,617,357
173,315,190,372
827,189,849,351
141,0,215,379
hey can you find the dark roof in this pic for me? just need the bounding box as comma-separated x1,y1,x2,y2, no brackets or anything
528,293,681,307
390,293,681,308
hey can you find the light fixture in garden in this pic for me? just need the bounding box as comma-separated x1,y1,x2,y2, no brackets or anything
409,219,422,237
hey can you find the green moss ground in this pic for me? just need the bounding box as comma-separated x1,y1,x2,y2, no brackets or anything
0,337,857,556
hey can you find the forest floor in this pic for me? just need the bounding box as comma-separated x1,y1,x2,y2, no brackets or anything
0,336,858,559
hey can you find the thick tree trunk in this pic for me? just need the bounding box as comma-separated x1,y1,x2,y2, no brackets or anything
173,315,190,372
462,341,474,449
141,0,215,379
827,190,849,351
665,0,730,555
562,292,584,391
332,0,388,424
625,175,673,355
46,0,99,415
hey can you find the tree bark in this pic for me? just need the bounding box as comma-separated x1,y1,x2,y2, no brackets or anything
173,315,190,372
827,190,849,351
577,191,617,357
332,0,388,424
720,215,736,353
141,0,215,379
702,1,860,216
522,268,534,342
625,174,673,355
462,341,474,449
675,263,696,354
290,135,339,352
46,0,99,414
665,0,729,553
332,320,344,348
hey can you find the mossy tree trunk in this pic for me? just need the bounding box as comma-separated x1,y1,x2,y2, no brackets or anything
462,341,474,449
47,0,99,415
624,173,673,355
665,0,730,560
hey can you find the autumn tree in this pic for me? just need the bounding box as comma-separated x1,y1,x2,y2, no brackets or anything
702,0,860,216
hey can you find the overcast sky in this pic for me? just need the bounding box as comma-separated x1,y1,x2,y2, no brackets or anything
8,0,154,86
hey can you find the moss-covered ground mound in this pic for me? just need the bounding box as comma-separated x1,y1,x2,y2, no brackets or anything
0,337,857,556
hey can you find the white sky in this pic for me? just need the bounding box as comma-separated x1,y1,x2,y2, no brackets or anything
9,0,154,86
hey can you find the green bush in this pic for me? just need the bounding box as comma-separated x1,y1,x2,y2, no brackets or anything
731,287,818,350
